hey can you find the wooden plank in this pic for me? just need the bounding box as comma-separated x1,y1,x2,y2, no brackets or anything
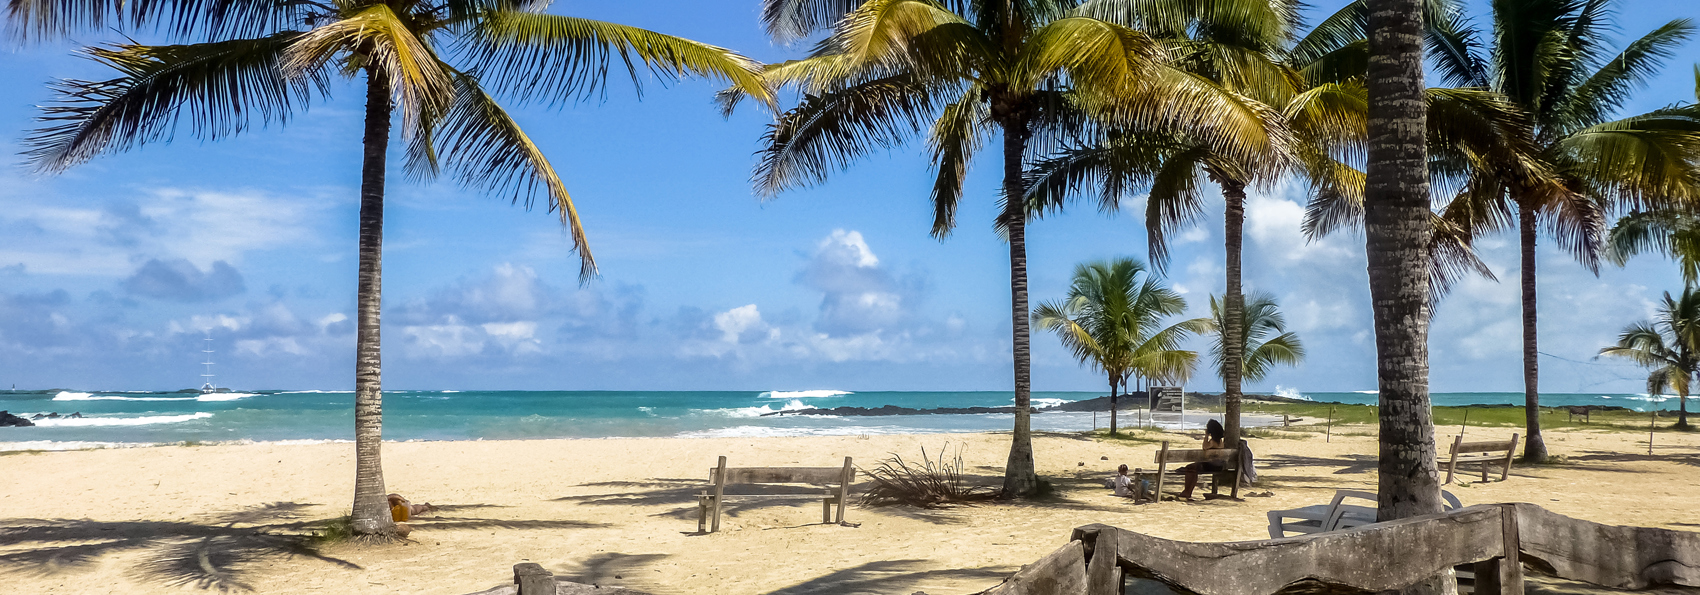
835,457,852,524
514,563,553,595
1445,433,1464,485
710,456,727,533
1152,448,1237,465
983,540,1088,595
1499,434,1519,481
1514,503,1700,589
1455,441,1516,454
1098,505,1511,595
718,467,843,485
1153,442,1168,499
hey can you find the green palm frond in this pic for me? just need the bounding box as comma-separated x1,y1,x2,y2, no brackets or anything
285,4,453,130
1079,66,1291,179
25,33,323,174
1034,257,1198,385
753,74,950,197
5,0,302,41
1555,114,1700,208
1551,19,1695,136
424,72,596,280
1423,0,1490,88
1605,210,1700,282
927,92,990,238
761,0,869,44
464,11,774,109
823,0,987,80
1204,291,1304,383
1016,16,1165,93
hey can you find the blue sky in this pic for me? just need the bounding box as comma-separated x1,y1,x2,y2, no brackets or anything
0,0,1696,393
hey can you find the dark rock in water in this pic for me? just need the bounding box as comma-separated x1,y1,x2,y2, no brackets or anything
762,404,1030,417
68,412,83,418
0,411,34,427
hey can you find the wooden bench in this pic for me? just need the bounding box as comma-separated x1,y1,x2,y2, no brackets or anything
1442,433,1519,485
697,456,854,533
1153,442,1241,500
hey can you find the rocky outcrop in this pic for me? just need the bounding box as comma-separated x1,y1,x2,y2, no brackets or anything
0,411,35,427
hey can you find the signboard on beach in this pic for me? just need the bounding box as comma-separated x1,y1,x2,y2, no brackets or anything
1151,387,1185,412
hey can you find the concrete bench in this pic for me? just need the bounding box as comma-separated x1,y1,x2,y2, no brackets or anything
696,456,854,533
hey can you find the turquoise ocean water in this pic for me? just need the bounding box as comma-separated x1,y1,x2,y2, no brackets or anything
0,389,1684,450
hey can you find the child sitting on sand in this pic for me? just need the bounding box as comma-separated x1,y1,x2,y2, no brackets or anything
1111,464,1134,497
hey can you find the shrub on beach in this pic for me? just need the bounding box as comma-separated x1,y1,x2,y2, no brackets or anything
860,445,999,508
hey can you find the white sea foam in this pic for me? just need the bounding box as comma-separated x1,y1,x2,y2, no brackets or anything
759,390,852,399
53,391,188,402
704,399,817,418
440,390,460,393
1030,398,1073,409
30,412,213,427
637,406,657,417
1274,386,1312,401
0,440,157,452
278,390,345,394
195,393,257,402
1353,390,1378,394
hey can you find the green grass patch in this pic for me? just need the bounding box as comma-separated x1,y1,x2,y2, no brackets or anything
309,515,354,544
0,449,45,456
1240,402,1677,434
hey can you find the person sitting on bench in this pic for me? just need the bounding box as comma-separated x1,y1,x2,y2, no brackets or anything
1179,420,1226,501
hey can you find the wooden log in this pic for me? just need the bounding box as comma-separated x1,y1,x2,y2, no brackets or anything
982,540,1088,595
1444,433,1465,485
1514,503,1700,589
514,563,553,595
1084,526,1122,595
1090,505,1511,595
1500,434,1519,481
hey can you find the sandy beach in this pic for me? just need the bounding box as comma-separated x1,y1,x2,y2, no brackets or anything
2,424,1696,595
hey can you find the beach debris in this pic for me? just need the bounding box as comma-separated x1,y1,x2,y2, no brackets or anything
1100,456,1108,460
1078,462,1085,466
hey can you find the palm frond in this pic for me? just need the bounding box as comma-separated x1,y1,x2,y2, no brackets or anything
464,11,774,109
753,74,948,197
761,0,866,44
6,0,303,41
1604,210,1700,282
927,91,989,238
1016,16,1164,93
284,4,453,132
25,34,323,173
1556,112,1700,209
425,72,596,281
1552,19,1695,135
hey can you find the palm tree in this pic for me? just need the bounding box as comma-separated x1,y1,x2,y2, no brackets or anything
1433,0,1700,463
1363,0,1446,522
12,0,772,538
728,0,1282,497
1600,287,1700,429
1024,0,1496,451
1032,258,1203,435
1198,292,1304,385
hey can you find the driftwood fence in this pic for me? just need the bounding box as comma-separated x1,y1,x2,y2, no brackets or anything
982,503,1699,595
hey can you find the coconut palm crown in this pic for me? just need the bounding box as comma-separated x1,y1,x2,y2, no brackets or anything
1032,258,1204,434
1599,286,1700,429
725,0,1284,497
10,0,774,538
1198,291,1304,384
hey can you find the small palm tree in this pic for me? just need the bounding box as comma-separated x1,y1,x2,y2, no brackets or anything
1198,292,1304,385
728,0,1282,497
1600,287,1700,430
1032,258,1203,435
12,0,772,538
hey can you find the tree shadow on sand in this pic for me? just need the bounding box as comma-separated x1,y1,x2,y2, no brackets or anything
759,559,1013,595
556,478,904,524
0,502,356,592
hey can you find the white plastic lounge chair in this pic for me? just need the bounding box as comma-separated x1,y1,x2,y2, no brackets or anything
1267,489,1462,538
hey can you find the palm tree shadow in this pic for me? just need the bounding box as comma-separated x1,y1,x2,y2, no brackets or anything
1258,454,1379,475
759,559,1013,595
555,478,876,523
0,502,356,592
554,552,671,585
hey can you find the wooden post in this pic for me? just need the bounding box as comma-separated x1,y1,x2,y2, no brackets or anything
1649,407,1657,456
1283,413,1290,427
1445,433,1465,485
1154,442,1170,500
711,455,728,533
1501,434,1520,481
514,563,553,595
1086,527,1122,595
1325,406,1334,443
835,456,852,524
1460,408,1470,441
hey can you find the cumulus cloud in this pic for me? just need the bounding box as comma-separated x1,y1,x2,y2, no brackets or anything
797,230,923,336
122,259,246,302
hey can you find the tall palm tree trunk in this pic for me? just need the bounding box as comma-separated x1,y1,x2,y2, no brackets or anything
1221,179,1247,448
1364,0,1445,528
350,67,395,538
1108,375,1120,435
999,117,1040,498
1519,204,1549,461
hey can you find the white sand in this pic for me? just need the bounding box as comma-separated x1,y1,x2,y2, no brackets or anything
1,426,1695,594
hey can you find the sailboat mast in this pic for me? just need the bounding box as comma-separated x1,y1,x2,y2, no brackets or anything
201,335,216,392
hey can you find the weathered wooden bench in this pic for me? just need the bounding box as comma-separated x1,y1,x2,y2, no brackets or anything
696,456,854,533
1442,433,1519,485
1153,442,1240,500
